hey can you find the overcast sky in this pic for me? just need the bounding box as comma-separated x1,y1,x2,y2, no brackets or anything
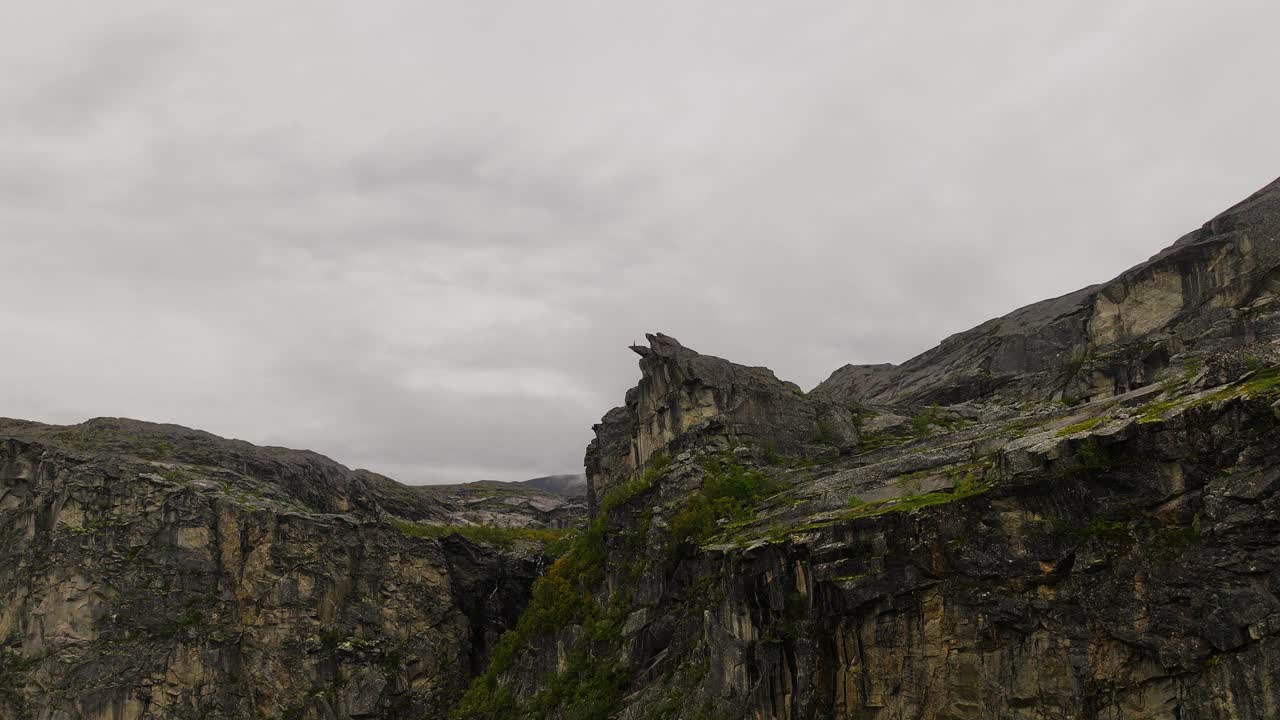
2,2,1278,483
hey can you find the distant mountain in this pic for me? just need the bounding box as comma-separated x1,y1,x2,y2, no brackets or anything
418,474,587,529
515,473,587,496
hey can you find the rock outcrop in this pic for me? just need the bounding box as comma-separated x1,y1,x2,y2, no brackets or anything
585,333,857,513
0,418,571,720
454,177,1280,720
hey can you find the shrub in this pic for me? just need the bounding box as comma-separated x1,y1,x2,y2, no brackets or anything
1056,417,1105,437
599,453,670,515
670,455,782,547
909,405,961,437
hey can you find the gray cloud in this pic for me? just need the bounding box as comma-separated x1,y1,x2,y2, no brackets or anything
2,1,1279,482
11,14,189,135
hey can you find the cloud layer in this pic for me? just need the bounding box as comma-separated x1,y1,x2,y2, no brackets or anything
3,1,1279,482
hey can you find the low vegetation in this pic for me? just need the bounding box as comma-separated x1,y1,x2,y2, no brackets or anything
450,506,628,720
1139,366,1280,423
599,452,670,514
1056,416,1105,437
453,452,777,719
451,459,675,719
671,454,783,548
839,461,993,521
52,429,174,460
909,405,963,437
856,430,903,452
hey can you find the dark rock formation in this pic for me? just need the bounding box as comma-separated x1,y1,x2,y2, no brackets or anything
0,418,565,719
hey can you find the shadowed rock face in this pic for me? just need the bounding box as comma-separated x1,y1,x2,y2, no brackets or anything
461,177,1280,720
0,418,558,720
815,177,1280,408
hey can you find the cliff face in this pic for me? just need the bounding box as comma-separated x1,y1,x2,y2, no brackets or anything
456,177,1280,720
0,418,567,720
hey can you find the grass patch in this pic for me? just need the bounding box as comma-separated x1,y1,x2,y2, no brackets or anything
54,431,174,460
599,453,670,515
1140,366,1280,423
671,455,783,549
856,430,903,453
908,406,963,437
1137,397,1185,423
840,462,993,522
1057,416,1106,437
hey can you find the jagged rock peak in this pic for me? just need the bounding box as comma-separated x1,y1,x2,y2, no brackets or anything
585,332,856,514
629,331,693,359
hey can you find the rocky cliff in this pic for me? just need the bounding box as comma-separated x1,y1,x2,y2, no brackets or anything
453,178,1280,719
0,418,577,719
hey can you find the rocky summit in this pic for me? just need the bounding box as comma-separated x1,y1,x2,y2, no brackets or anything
4,177,1280,719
